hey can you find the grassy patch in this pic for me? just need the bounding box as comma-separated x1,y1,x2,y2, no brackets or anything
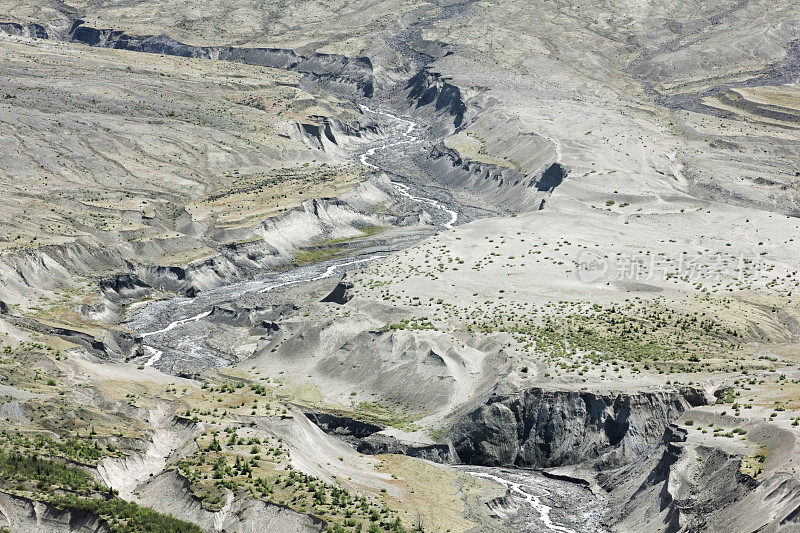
175,427,409,532
740,451,766,478
1,430,122,465
351,402,421,431
293,246,345,266
293,226,384,266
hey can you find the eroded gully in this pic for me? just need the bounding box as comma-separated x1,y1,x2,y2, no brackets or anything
128,108,459,371
125,107,593,532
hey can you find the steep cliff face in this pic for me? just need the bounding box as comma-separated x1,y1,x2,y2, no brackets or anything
450,387,706,469
357,433,454,463
0,492,110,533
447,386,800,532
422,143,544,212
602,424,800,533
406,70,467,132
291,116,383,155
296,54,374,98
0,19,375,99
0,22,49,39
0,240,131,306
134,470,325,533
602,426,756,532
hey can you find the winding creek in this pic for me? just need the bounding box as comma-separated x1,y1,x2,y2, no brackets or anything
360,105,459,228
130,108,459,369
467,471,578,533
125,108,592,532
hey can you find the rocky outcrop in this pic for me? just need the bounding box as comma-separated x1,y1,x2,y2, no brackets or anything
601,425,763,532
406,69,467,132
0,240,130,305
619,428,755,531
0,175,407,319
0,492,109,533
536,163,568,192
425,144,532,209
291,116,383,155
321,279,354,304
207,304,253,328
295,54,374,98
599,418,800,532
206,301,295,331
98,274,151,303
136,264,198,297
0,22,49,39
304,411,384,447
357,433,454,463
3,314,141,360
422,144,567,213
449,387,706,469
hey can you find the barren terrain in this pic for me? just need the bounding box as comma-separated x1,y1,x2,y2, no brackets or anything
0,0,800,532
